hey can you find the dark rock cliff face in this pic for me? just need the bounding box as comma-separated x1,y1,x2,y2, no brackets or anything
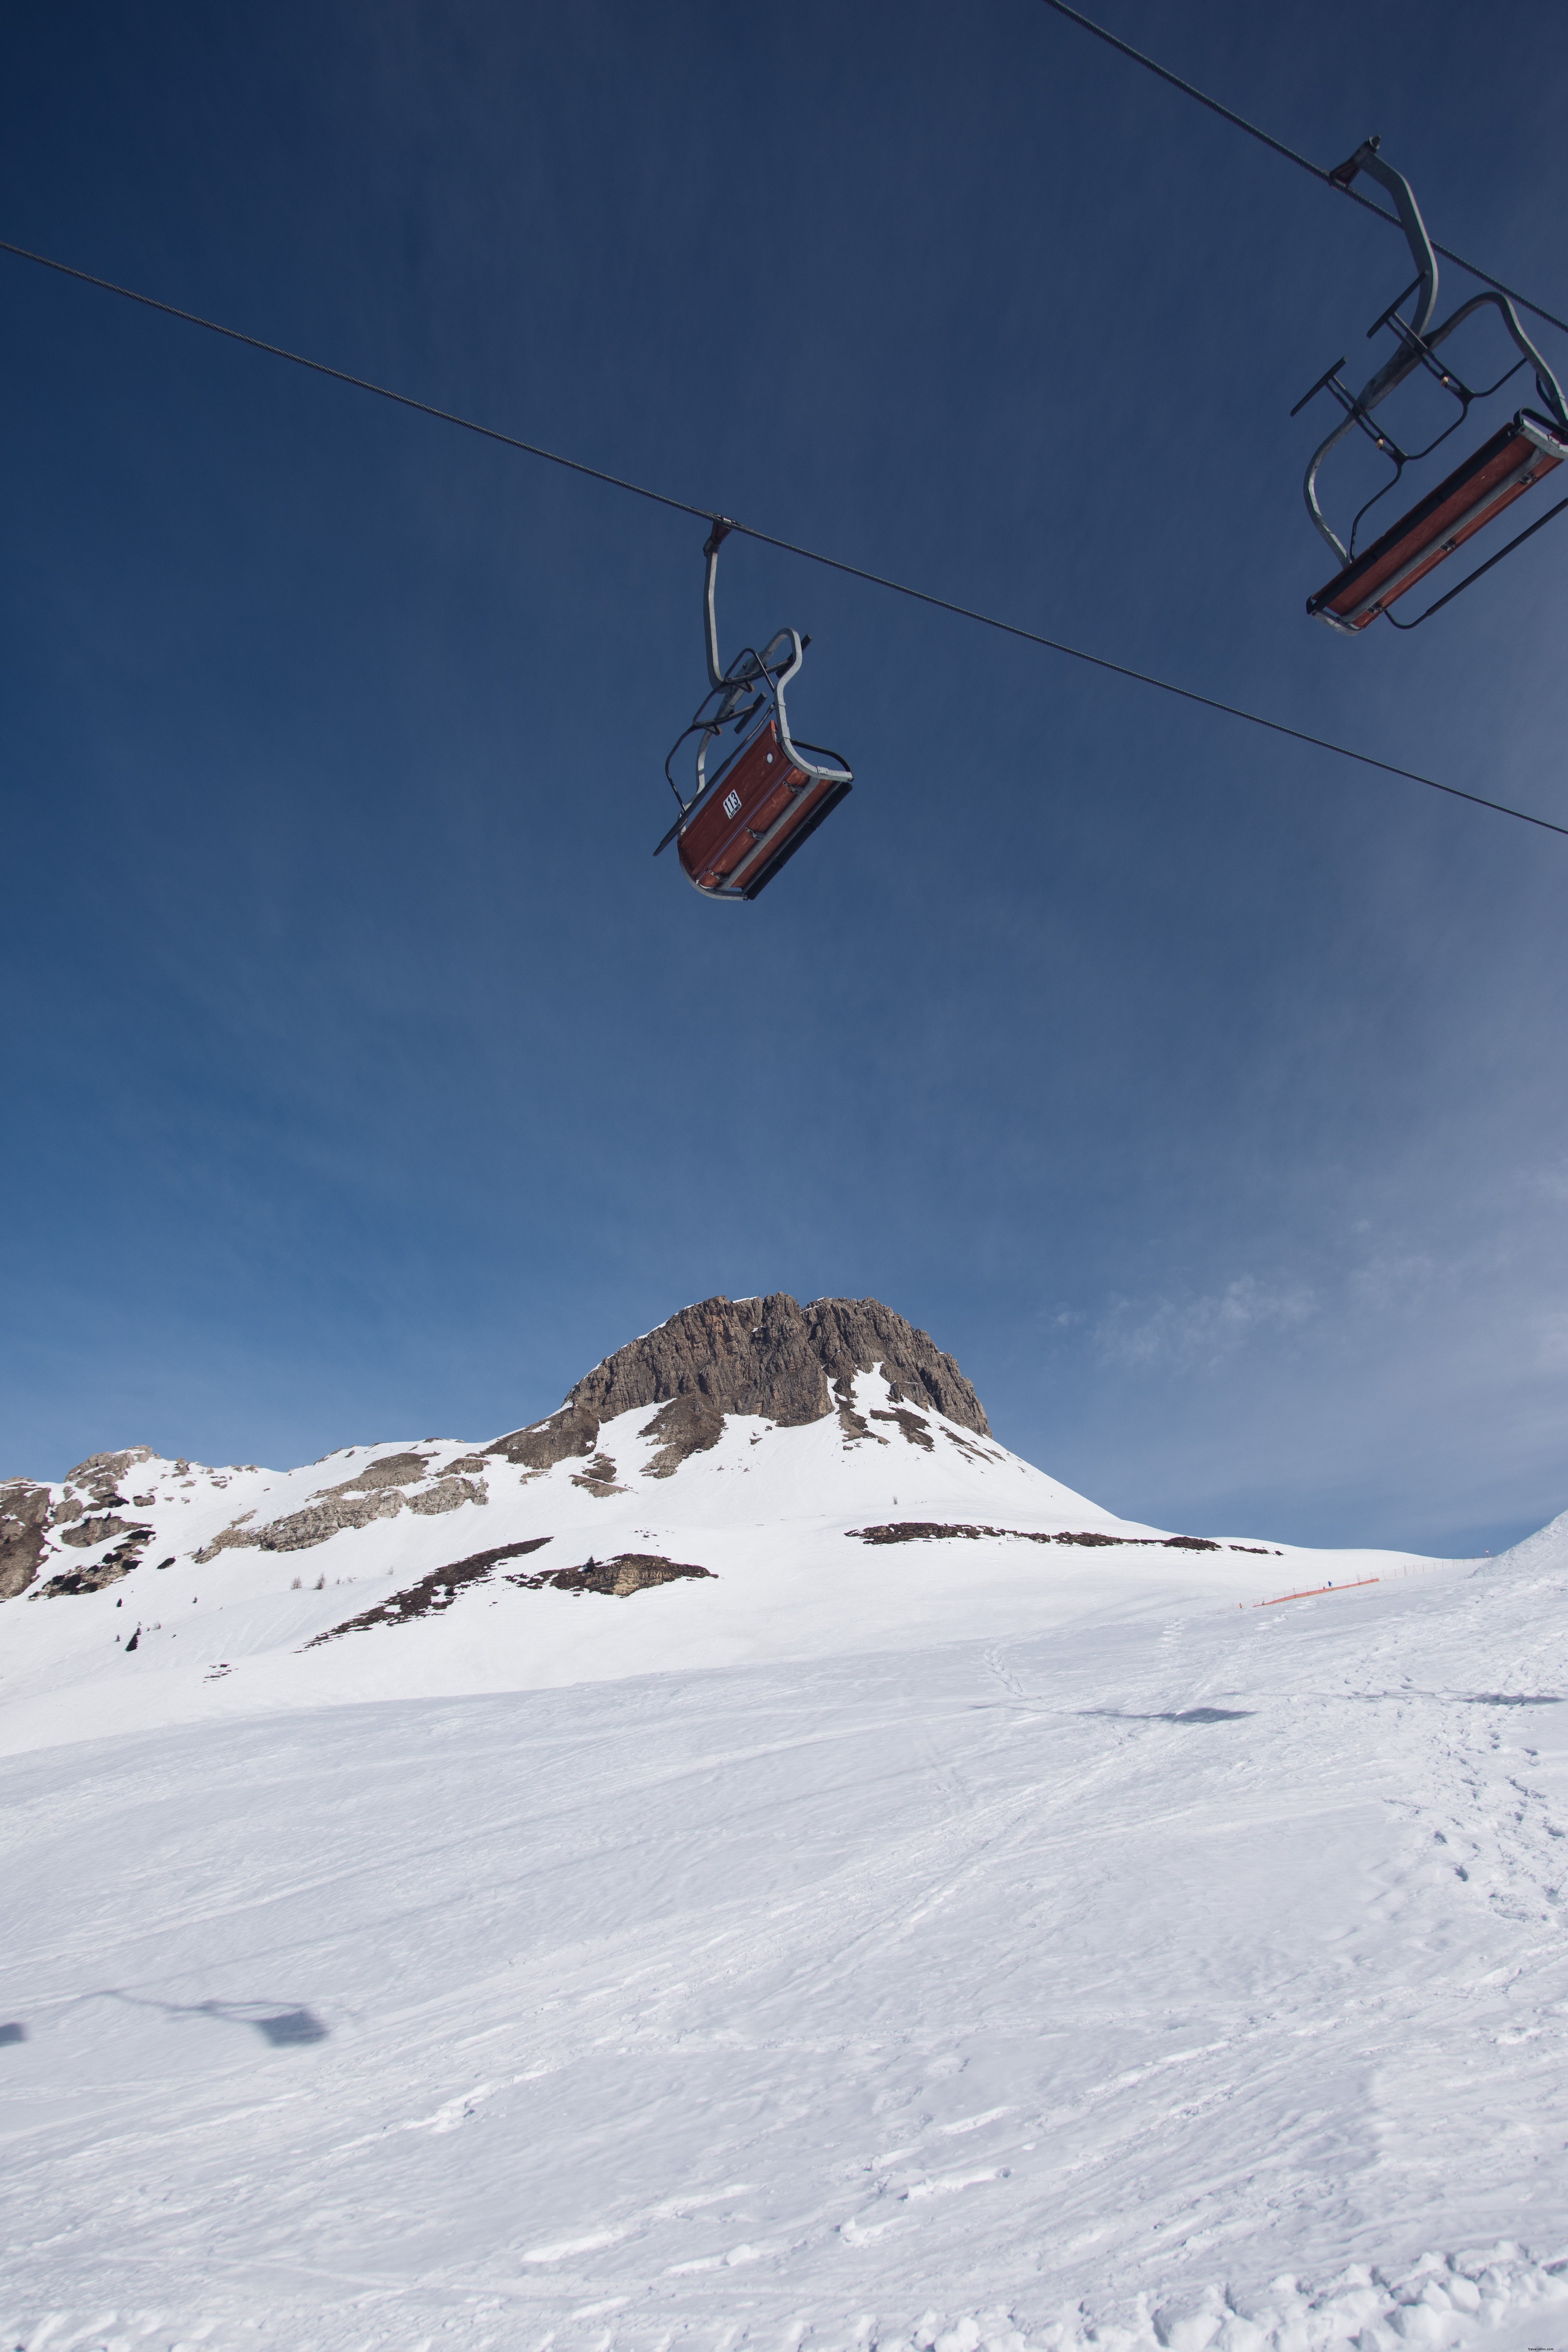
0,1482,52,1602
65,1448,156,1506
1,1449,160,1602
488,1294,989,1474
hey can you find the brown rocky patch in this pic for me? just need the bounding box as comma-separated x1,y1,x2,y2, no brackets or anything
57,1513,152,1550
315,1451,433,1496
846,1522,1222,1550
0,1482,53,1601
405,1476,488,1518
509,1552,715,1598
485,1399,601,1472
192,1512,257,1563
567,1294,989,1435
869,1407,934,1450
195,1476,485,1563
37,1531,152,1596
64,1448,156,1506
482,1295,988,1485
571,1454,626,1496
304,1538,553,1645
833,1373,883,1445
639,1394,726,1479
195,1492,395,1561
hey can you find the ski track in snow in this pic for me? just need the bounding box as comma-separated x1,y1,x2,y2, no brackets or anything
4,1382,1568,2349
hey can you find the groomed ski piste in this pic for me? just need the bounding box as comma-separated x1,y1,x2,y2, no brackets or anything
4,1356,1567,2352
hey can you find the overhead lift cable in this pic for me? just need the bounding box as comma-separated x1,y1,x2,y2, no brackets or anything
5,233,1566,844
1034,0,1568,342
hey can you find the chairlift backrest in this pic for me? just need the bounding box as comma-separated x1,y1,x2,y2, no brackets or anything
1294,141,1568,631
654,524,853,902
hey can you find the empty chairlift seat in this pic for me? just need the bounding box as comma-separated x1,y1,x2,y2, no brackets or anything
674,717,852,901
1307,411,1568,632
657,522,852,904
1294,139,1568,635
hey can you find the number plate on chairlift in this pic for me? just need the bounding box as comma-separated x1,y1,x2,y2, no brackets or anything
722,789,742,819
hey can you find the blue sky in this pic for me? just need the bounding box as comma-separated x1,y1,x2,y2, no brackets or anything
5,0,1567,1553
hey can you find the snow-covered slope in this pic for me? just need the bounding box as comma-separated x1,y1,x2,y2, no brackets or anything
0,1372,1424,1759
4,1298,1565,2352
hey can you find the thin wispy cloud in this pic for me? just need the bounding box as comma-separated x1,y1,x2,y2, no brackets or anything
1094,1276,1318,1372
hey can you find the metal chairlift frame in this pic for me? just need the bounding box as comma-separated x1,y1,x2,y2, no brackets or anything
655,522,853,902
1294,139,1568,634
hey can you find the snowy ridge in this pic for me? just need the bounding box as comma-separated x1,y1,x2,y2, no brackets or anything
0,1366,1434,1757
5,1345,1568,2352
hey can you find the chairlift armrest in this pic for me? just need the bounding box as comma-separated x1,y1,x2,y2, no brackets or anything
1291,357,1348,418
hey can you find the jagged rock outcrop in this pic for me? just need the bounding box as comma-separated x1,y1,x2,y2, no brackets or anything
57,1513,151,1550
406,1476,488,1518
0,1482,52,1601
513,1553,715,1598
3,1461,165,1602
196,1475,486,1563
638,1394,726,1479
488,1294,988,1476
486,1400,600,1472
5,1297,991,1598
37,1532,152,1597
579,1296,988,1430
315,1451,433,1496
63,1448,156,1506
305,1537,553,1645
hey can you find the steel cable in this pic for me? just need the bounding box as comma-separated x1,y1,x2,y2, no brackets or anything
3,233,1566,842
1034,0,1568,341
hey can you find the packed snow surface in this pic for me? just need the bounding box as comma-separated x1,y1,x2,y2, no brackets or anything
4,1378,1567,2350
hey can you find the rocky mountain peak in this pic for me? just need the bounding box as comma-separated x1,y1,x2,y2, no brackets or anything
488,1294,988,1474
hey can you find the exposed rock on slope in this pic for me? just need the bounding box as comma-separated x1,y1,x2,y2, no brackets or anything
2,1450,163,1600
305,1538,553,1645
196,1474,486,1564
304,1541,713,1646
489,1294,988,1474
3,1294,998,1605
489,1400,601,1474
56,1513,150,1551
511,1553,716,1598
37,1533,152,1597
66,1448,156,1506
319,1451,433,1494
0,1483,51,1601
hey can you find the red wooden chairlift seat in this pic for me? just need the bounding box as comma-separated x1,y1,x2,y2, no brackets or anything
673,717,852,901
658,524,852,903
1295,140,1568,636
1307,410,1568,633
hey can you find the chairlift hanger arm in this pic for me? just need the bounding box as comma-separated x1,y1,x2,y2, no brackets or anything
1297,145,1440,561
1331,140,1440,345
1300,146,1568,565
702,518,733,691
1030,1,1568,340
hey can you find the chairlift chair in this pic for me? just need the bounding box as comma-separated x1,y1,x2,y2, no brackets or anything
655,523,852,901
1294,139,1568,634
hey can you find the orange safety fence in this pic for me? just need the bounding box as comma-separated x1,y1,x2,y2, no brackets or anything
1248,1576,1380,1608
